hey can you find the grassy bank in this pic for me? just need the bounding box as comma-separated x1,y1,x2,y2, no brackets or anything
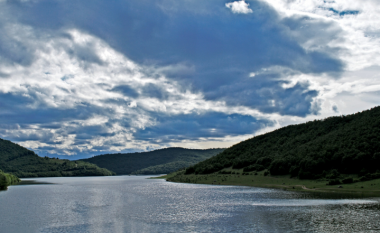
164,169,380,197
0,170,20,190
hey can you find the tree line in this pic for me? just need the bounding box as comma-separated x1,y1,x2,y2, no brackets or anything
185,106,380,183
81,148,225,175
0,138,115,178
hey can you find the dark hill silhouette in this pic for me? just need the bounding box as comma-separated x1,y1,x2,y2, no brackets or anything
81,148,225,175
183,106,380,182
0,138,114,178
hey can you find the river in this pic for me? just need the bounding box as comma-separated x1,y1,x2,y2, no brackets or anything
0,176,380,232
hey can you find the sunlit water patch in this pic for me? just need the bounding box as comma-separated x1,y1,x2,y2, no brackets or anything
1,176,380,232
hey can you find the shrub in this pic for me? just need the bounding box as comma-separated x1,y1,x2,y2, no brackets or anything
325,169,340,179
232,159,252,169
243,164,264,172
327,179,341,185
298,169,315,179
218,170,232,174
269,159,290,175
342,177,354,184
358,168,369,177
289,166,300,178
256,157,272,167
0,171,20,190
359,173,380,181
185,166,195,174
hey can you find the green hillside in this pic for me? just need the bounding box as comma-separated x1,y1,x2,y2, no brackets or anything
81,148,225,175
179,106,380,184
0,138,115,178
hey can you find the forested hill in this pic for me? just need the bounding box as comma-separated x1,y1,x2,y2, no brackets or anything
184,106,380,181
80,148,225,175
0,138,114,178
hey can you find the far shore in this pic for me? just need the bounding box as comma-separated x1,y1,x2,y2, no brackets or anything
14,180,56,186
159,170,380,198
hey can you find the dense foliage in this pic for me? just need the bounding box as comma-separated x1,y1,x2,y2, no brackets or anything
0,138,115,178
0,169,20,190
185,106,380,181
81,148,225,175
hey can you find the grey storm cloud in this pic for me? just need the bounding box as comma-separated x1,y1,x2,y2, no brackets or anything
141,83,169,100
0,25,35,66
207,79,319,116
0,92,107,124
135,112,274,143
111,85,139,98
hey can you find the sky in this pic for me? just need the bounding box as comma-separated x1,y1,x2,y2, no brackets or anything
1,0,380,159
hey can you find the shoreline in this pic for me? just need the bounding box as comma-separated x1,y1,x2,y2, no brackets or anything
161,171,380,198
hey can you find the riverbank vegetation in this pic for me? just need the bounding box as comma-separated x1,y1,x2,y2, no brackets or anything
0,170,20,190
166,168,380,196
0,138,115,178
81,148,224,175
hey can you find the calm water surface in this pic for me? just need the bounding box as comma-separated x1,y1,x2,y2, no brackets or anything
1,176,380,233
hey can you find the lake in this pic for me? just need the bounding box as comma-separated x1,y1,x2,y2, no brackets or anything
1,176,380,232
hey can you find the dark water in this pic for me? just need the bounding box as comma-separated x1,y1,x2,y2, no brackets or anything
1,176,380,233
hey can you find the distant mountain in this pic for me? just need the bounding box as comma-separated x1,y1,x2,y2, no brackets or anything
0,138,114,178
183,106,380,182
80,148,225,175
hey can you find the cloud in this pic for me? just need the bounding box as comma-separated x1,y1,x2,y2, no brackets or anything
262,0,380,70
0,0,379,157
259,0,380,111
225,0,253,14
135,112,273,142
3,0,343,114
0,25,275,156
111,85,139,98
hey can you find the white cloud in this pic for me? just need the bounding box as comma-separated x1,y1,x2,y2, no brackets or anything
253,0,380,121
225,0,253,14
263,0,380,71
0,24,278,155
